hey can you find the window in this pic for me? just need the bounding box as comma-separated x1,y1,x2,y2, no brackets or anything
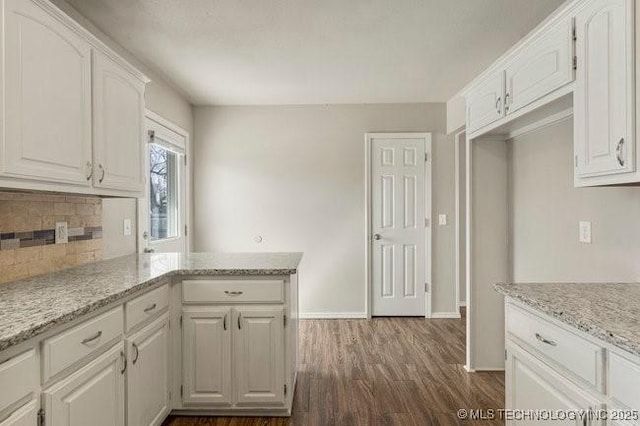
149,143,178,240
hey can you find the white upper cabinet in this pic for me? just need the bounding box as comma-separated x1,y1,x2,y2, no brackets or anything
3,0,92,185
504,17,575,115
92,50,146,193
0,0,148,196
466,72,505,134
574,0,635,182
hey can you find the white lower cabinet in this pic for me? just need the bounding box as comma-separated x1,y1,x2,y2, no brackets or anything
126,314,170,426
234,308,285,406
506,342,600,425
43,344,125,426
182,307,232,407
0,400,38,426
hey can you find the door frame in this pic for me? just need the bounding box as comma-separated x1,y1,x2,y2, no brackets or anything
454,129,466,314
364,132,433,319
138,110,191,254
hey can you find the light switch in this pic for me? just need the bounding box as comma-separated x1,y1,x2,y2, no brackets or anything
438,214,448,226
579,221,592,244
123,219,132,236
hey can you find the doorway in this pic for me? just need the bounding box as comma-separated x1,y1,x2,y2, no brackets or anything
365,133,432,317
139,111,189,254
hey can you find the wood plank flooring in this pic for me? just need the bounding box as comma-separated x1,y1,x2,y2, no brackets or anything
163,311,505,425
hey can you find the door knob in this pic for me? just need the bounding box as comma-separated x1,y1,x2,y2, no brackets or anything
373,234,382,240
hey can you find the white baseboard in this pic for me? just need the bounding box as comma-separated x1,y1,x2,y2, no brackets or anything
299,312,367,319
464,365,505,373
431,312,462,319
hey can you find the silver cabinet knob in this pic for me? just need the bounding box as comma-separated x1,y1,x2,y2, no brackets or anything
373,234,382,240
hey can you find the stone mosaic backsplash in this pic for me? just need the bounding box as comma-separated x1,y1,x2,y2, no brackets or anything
0,191,103,284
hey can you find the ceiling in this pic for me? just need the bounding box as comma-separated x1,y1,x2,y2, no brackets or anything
66,0,566,106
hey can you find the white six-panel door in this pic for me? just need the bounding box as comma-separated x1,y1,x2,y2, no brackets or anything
370,133,430,317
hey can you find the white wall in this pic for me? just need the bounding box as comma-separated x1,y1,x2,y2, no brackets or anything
193,104,458,316
510,120,640,281
52,0,195,255
102,199,137,260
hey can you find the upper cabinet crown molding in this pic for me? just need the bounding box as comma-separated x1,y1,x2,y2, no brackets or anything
0,0,150,197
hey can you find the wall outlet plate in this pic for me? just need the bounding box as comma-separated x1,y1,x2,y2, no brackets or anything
55,222,68,244
438,214,448,226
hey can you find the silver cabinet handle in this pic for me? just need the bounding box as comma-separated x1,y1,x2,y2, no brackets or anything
81,331,102,345
120,350,127,374
98,164,105,183
85,161,94,181
373,234,381,241
535,333,557,346
496,96,502,115
144,303,157,313
237,313,242,330
224,291,243,296
132,342,139,364
223,314,227,331
504,93,510,113
616,138,625,167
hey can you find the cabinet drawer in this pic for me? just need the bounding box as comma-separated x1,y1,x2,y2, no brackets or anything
0,350,38,414
609,352,640,409
43,306,123,381
182,280,284,303
506,304,603,388
125,284,169,332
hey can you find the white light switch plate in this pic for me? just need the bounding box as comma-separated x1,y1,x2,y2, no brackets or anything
438,214,448,226
579,221,592,244
123,219,132,236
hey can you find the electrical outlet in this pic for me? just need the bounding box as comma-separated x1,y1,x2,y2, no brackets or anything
55,222,68,244
123,219,132,236
579,221,592,244
438,214,448,226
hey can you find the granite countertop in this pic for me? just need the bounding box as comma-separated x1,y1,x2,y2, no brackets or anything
495,282,640,357
0,252,303,352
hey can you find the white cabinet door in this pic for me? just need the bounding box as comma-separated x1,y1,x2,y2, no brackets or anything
234,308,285,406
0,400,38,426
506,343,601,426
126,315,169,426
182,307,232,407
92,50,146,193
3,0,92,185
43,344,125,426
505,18,574,115
466,72,505,134
574,0,635,179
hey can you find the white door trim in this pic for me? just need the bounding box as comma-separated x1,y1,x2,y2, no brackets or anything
138,110,191,254
364,132,432,319
454,130,466,315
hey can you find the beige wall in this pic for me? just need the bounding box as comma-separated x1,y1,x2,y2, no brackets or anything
509,119,640,282
193,103,457,316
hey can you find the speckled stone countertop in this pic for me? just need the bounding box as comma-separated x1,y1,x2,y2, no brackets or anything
495,282,640,357
0,252,303,352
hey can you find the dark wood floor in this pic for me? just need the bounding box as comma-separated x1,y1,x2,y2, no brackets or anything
164,311,505,425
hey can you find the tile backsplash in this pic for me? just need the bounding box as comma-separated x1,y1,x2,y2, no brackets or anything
0,191,103,284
